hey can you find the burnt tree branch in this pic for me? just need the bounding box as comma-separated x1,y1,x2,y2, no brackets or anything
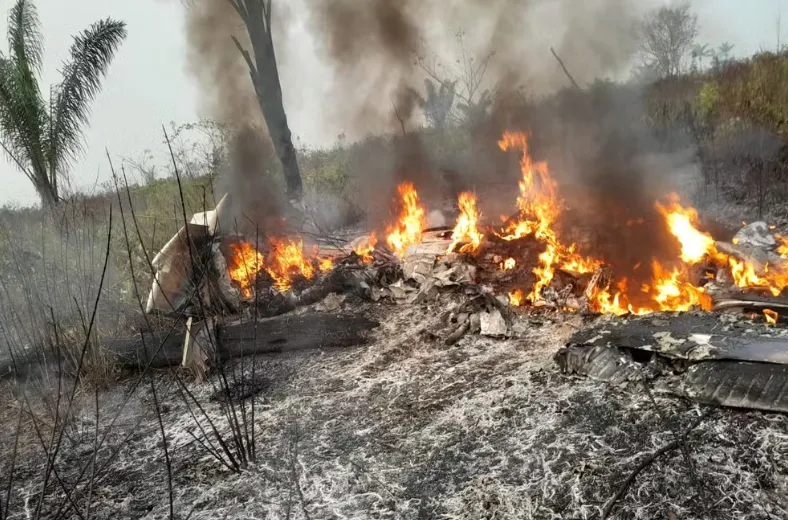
550,47,581,90
231,36,258,84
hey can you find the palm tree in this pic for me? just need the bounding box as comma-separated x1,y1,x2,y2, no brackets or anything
711,41,735,70
416,78,456,130
0,0,126,207
691,43,712,72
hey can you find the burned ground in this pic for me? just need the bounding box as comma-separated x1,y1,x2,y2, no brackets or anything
2,298,787,520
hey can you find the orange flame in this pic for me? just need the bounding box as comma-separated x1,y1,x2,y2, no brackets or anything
530,243,557,303
319,256,335,272
657,195,787,297
508,290,524,306
498,134,717,315
498,132,611,304
778,234,788,259
728,257,786,297
265,238,319,291
560,244,602,274
591,287,638,316
588,262,712,316
497,131,559,242
354,232,378,264
227,238,333,295
225,132,787,317
227,242,265,298
655,194,717,264
764,309,779,325
386,182,427,258
498,132,564,303
650,261,713,312
448,192,484,254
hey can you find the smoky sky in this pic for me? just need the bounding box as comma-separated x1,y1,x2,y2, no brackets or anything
305,0,646,138
179,0,700,256
183,0,261,129
183,0,285,235
183,0,652,158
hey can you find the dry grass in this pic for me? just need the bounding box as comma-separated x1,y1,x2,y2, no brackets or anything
3,297,786,519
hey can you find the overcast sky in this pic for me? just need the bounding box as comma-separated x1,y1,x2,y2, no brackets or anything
0,0,784,207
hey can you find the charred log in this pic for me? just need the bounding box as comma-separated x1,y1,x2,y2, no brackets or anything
110,312,378,370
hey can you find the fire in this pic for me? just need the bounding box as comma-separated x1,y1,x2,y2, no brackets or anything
266,237,318,291
650,261,713,312
497,131,559,242
497,134,718,314
386,182,427,258
764,309,779,325
728,257,786,297
319,256,335,272
655,194,717,264
224,128,786,318
448,192,484,254
530,243,557,303
501,257,516,270
657,195,787,297
227,238,334,295
778,235,788,258
591,287,636,316
354,232,378,264
560,245,602,274
228,242,265,298
508,290,524,306
497,132,564,303
588,262,712,315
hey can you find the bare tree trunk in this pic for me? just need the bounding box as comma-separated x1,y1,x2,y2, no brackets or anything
231,0,303,202
33,173,59,207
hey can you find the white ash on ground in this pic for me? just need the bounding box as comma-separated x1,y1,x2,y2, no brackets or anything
2,298,787,520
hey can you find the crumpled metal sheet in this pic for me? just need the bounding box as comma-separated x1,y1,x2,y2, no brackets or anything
733,221,777,249
657,360,788,414
554,344,644,385
558,313,788,414
556,343,788,413
569,313,788,365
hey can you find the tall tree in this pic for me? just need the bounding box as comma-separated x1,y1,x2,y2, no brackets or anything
638,2,698,78
229,0,302,203
0,0,126,206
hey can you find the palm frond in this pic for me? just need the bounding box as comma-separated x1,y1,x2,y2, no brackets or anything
0,63,34,181
4,0,48,182
0,59,30,167
0,55,48,187
7,0,43,73
48,17,126,178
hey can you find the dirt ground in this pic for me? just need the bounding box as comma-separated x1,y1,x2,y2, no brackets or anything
2,295,788,520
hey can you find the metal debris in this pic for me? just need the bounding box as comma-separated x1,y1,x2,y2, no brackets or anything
480,310,507,337
733,221,777,249
557,312,788,413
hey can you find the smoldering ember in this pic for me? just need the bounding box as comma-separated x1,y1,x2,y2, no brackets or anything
3,1,788,520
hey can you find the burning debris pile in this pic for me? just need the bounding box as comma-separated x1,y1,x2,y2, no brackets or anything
146,131,788,359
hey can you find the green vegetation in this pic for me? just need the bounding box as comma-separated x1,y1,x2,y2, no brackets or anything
647,51,788,134
0,0,126,207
